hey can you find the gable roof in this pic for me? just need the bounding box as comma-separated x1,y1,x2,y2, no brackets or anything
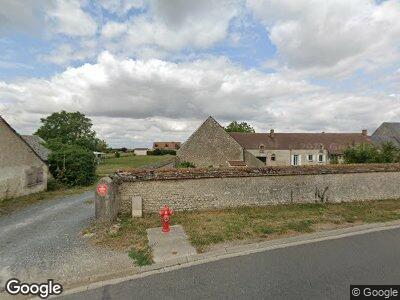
0,116,47,164
229,132,371,155
21,135,51,162
371,122,400,147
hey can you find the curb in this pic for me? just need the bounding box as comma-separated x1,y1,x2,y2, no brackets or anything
59,219,400,298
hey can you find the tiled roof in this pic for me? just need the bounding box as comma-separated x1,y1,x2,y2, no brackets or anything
229,132,371,155
21,135,51,161
0,116,47,164
371,122,400,147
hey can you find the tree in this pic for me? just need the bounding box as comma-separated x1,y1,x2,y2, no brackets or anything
343,142,400,164
225,121,255,133
35,111,106,151
380,142,400,163
48,145,96,186
344,144,380,164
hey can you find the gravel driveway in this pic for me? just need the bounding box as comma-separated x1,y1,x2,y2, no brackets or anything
0,191,132,291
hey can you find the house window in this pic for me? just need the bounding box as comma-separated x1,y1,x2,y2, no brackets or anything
271,154,276,161
318,154,324,163
26,167,44,187
256,156,266,163
292,154,300,166
308,154,313,162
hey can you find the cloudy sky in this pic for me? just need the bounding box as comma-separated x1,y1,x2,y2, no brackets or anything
1,0,399,147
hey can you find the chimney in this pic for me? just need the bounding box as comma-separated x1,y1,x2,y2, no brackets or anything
270,129,275,137
362,129,367,136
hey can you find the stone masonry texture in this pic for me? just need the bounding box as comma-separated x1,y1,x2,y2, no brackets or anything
177,116,247,167
112,164,400,214
0,117,48,200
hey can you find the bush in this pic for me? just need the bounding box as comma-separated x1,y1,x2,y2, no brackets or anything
48,145,97,186
177,161,196,168
344,142,400,164
115,152,120,158
46,178,64,191
148,149,176,156
344,144,380,164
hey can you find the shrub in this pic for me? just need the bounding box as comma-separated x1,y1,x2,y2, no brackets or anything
177,161,196,168
344,144,380,164
46,178,64,191
115,152,120,158
344,142,400,164
148,149,176,156
48,145,96,186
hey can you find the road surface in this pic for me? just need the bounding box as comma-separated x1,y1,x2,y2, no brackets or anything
0,191,132,291
61,227,400,300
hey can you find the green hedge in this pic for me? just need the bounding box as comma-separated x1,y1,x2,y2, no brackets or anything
147,149,176,155
48,145,97,186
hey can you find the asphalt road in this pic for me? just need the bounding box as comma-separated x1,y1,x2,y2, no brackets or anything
0,191,132,291
61,227,400,300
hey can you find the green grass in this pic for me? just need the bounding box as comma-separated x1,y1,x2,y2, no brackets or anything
128,247,153,266
96,154,173,177
90,198,400,262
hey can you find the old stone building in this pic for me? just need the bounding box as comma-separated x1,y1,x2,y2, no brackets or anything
177,116,371,167
0,116,49,200
153,141,181,150
371,122,400,147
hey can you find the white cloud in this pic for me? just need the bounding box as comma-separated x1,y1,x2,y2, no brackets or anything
1,52,398,147
101,22,128,39
99,0,145,16
247,0,400,78
102,0,242,53
0,0,44,35
40,40,98,65
46,0,97,37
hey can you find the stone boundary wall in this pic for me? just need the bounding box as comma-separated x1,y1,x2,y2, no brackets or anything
99,164,400,216
113,163,400,182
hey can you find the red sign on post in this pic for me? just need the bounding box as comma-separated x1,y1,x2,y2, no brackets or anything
97,184,108,197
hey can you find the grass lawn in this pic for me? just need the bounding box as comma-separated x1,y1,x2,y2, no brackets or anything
89,199,400,265
0,184,93,216
96,154,173,177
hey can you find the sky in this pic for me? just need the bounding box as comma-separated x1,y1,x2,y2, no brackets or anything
0,0,399,148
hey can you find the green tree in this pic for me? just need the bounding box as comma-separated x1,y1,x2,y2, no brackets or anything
344,142,400,164
225,121,255,133
48,145,96,186
344,144,380,163
35,111,106,151
380,142,400,163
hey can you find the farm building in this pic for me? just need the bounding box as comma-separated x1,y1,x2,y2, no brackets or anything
0,116,49,200
177,116,371,168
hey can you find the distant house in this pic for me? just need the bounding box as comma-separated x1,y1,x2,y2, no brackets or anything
134,148,149,156
21,135,51,162
93,151,106,163
153,141,181,151
0,116,49,200
177,116,371,167
371,122,400,148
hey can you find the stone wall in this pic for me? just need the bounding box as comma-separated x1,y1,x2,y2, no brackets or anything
0,119,48,200
110,164,400,215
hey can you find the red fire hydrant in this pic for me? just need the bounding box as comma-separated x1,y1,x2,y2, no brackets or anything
159,205,173,233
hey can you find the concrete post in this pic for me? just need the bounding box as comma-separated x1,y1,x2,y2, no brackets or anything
95,177,119,222
131,195,143,217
